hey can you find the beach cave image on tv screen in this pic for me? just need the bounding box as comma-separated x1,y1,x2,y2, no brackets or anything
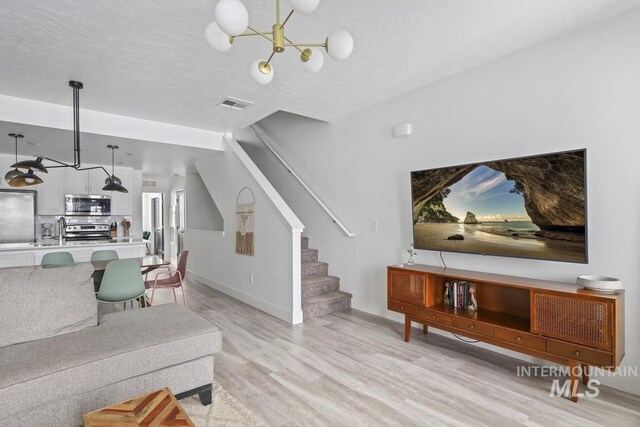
410,149,587,263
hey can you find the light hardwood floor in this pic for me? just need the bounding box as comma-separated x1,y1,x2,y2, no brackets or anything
142,279,640,427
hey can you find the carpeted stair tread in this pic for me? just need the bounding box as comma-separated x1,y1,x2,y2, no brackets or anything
302,291,352,319
301,261,329,278
302,275,340,285
302,275,340,297
301,248,319,262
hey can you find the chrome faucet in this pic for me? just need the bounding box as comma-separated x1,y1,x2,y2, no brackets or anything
57,216,66,244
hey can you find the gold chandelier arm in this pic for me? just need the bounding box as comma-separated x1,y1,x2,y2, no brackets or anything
265,50,277,66
233,31,273,38
283,36,303,53
281,10,294,27
285,42,327,48
247,25,276,43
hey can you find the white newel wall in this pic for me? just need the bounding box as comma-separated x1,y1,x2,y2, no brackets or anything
237,11,640,394
187,137,304,324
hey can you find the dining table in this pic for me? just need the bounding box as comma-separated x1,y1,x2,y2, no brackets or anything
90,255,169,275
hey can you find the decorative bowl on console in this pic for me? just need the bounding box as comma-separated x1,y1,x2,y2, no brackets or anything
577,275,622,292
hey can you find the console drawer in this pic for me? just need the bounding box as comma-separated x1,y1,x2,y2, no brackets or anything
452,318,494,336
388,300,417,315
418,308,452,326
547,340,612,366
495,328,546,351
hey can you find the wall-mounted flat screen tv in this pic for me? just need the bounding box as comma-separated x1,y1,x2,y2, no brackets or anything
411,149,587,263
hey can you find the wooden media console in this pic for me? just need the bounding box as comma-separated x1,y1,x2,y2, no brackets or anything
387,264,624,402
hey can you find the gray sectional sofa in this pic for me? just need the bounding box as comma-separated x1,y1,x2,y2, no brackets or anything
0,263,222,426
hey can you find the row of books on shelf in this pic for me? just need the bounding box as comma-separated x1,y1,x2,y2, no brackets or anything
444,280,478,311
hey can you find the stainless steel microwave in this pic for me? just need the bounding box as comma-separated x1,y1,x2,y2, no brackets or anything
65,194,111,216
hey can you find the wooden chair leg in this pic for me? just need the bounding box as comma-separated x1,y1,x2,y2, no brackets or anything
172,288,177,303
181,284,187,307
569,359,579,402
581,363,590,385
404,316,412,342
150,286,157,306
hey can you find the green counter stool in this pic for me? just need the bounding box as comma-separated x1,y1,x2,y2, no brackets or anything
90,250,120,292
96,259,146,310
91,250,119,262
41,252,75,268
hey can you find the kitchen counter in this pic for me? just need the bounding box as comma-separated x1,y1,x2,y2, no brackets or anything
0,238,147,251
0,239,148,268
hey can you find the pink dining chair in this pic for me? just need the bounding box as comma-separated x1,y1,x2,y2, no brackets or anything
144,251,189,306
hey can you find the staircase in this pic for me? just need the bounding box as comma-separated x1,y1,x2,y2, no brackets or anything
301,237,352,320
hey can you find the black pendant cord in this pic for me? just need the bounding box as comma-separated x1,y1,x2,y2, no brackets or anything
13,135,18,164
72,80,82,168
111,147,115,176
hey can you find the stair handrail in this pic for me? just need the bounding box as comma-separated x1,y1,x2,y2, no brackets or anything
248,124,355,237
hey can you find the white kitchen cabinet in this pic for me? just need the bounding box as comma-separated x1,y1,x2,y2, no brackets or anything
109,167,133,215
88,167,109,195
64,165,111,195
65,168,89,194
35,168,64,215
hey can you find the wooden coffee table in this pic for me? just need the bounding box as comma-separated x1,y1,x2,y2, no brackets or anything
83,387,194,426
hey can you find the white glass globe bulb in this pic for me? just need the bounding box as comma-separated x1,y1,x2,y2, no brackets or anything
250,60,274,85
326,30,353,60
215,0,249,36
288,0,320,15
302,48,324,73
204,22,232,52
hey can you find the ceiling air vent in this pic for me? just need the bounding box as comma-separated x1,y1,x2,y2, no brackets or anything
143,180,157,188
218,97,253,111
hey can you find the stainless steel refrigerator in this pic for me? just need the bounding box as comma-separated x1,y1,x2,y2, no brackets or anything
0,189,37,243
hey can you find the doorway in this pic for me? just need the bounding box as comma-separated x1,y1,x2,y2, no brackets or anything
142,192,164,257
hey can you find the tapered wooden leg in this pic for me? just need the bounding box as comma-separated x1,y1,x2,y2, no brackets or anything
582,363,590,385
423,324,429,334
569,359,579,402
404,316,411,342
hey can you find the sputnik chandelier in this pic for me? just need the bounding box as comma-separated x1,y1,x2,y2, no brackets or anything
204,0,354,84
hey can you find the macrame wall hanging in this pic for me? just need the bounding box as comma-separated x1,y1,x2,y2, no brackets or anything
235,187,255,256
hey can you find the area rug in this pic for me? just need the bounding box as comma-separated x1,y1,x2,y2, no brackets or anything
180,381,266,427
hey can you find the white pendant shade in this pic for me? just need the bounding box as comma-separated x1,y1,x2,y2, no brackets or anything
326,30,353,60
205,22,232,52
251,60,274,85
215,0,249,36
302,48,324,73
288,0,320,15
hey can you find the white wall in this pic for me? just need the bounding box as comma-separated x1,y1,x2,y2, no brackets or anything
185,137,304,324
185,173,224,231
238,10,640,395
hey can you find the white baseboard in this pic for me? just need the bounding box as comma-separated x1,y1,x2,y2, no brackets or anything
188,270,303,325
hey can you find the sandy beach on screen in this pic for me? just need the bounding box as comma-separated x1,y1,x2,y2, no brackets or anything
414,223,585,262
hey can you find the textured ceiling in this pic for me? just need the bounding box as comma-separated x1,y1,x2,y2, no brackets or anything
0,121,214,176
0,0,639,133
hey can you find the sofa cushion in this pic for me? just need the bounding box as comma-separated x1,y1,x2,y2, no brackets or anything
0,303,221,418
0,263,97,347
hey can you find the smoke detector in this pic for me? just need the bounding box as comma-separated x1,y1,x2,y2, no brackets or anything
218,97,253,111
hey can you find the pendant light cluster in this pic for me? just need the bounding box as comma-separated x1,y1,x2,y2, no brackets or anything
4,133,45,186
205,0,354,85
3,81,128,193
